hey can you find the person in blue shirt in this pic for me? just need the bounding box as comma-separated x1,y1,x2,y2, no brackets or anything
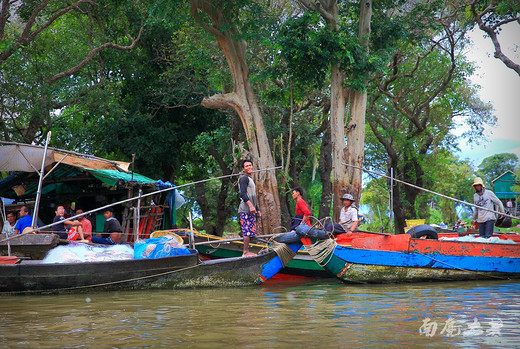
14,205,38,234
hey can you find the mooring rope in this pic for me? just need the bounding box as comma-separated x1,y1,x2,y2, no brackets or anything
304,238,337,266
270,241,296,267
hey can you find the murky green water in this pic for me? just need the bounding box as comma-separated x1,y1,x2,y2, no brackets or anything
1,278,519,348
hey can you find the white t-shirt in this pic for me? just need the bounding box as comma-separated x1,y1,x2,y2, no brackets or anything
339,206,358,231
2,221,16,235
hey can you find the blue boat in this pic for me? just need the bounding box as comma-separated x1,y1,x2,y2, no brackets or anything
296,225,520,284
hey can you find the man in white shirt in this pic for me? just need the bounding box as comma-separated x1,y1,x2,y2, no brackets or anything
471,177,504,238
1,212,17,235
324,193,359,235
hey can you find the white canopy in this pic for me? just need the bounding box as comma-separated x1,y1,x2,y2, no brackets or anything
0,142,130,172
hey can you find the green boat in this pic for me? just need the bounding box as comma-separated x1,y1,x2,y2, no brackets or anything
176,230,329,278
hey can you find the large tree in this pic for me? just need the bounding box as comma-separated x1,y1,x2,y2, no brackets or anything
297,0,373,219
477,153,519,188
366,7,495,233
189,0,281,234
0,0,144,143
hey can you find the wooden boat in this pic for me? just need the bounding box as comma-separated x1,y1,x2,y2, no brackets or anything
175,229,328,278
0,239,302,294
296,225,520,284
0,233,61,260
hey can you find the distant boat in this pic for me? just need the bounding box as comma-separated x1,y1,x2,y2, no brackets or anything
296,225,520,284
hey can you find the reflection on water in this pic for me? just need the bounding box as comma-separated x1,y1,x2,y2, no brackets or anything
1,279,519,348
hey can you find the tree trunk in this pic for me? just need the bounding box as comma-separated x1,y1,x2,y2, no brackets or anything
345,89,367,201
330,65,349,220
318,119,333,219
190,2,281,234
345,0,372,202
194,182,214,235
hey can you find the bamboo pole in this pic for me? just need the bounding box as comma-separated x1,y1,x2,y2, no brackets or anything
186,234,278,247
32,132,51,229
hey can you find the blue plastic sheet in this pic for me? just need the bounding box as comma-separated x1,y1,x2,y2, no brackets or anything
134,236,190,259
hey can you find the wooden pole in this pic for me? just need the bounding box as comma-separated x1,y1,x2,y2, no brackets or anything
187,234,278,247
188,212,195,249
32,132,51,229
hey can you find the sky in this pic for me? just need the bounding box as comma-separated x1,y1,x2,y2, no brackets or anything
455,23,520,168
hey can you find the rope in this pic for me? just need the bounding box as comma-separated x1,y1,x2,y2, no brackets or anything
304,238,337,266
270,241,296,267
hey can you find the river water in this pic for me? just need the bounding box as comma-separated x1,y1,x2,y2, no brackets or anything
1,278,519,348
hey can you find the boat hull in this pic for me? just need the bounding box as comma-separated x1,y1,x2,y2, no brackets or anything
0,233,60,260
321,246,520,284
185,231,328,277
301,230,520,284
0,242,301,294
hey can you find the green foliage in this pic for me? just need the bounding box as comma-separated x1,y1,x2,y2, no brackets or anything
476,153,520,188
275,9,387,92
359,178,392,233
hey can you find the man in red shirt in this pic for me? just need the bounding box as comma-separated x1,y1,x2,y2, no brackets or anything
291,187,312,228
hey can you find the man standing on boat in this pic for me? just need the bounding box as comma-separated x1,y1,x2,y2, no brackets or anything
290,187,312,229
238,159,261,257
472,177,505,238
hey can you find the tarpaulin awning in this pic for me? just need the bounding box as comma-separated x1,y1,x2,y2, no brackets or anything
0,142,158,199
87,169,157,186
0,142,130,172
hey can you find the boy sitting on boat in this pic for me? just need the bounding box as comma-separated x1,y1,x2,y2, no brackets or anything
52,205,87,242
91,207,122,245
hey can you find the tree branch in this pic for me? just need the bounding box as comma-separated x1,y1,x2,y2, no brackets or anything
470,1,520,76
46,26,144,84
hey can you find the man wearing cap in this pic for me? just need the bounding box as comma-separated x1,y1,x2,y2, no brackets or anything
91,207,122,245
471,177,504,238
324,193,359,235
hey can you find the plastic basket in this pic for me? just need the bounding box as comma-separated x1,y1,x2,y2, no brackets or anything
405,219,425,227
149,231,184,244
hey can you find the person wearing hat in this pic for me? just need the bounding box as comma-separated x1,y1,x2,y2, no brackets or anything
471,177,504,238
324,193,359,235
91,207,122,245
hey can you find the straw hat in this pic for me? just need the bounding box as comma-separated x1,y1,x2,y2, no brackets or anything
472,177,485,188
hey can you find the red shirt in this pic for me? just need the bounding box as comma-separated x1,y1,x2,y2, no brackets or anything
81,218,93,233
80,218,93,241
295,199,312,227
